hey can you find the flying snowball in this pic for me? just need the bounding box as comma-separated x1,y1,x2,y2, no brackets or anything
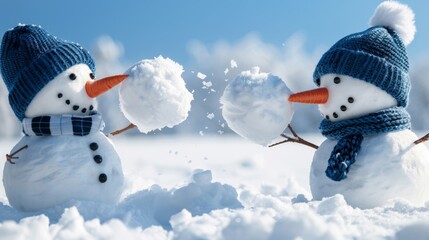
119,56,193,133
221,67,294,146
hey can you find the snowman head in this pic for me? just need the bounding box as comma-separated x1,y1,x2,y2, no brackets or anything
25,64,127,117
289,1,415,122
311,74,398,121
0,25,127,120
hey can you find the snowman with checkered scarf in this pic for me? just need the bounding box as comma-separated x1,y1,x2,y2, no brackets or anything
0,24,132,211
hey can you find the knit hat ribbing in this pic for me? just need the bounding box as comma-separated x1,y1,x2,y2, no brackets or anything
0,24,95,120
313,26,410,107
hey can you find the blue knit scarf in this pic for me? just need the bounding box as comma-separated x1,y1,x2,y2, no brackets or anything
319,107,411,181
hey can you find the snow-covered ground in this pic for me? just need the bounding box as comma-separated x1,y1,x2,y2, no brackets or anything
1,135,429,239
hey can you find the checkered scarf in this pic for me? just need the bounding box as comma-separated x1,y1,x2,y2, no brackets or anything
22,113,105,136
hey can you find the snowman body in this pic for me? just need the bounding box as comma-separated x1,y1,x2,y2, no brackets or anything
311,129,429,208
4,132,124,211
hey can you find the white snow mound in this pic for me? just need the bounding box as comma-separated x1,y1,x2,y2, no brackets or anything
119,56,193,133
221,67,293,146
369,1,415,45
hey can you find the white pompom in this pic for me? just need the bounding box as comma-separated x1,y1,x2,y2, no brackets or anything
221,67,294,146
119,56,193,133
369,1,416,46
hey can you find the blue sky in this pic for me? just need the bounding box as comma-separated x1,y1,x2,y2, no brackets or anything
1,0,429,64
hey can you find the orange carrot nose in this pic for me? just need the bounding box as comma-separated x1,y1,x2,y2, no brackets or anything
85,74,128,98
288,87,329,104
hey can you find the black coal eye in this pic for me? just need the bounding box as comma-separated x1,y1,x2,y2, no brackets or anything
315,78,321,86
89,73,95,79
69,73,77,80
334,77,341,84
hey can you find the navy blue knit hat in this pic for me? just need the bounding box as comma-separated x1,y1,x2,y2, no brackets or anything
313,1,416,108
0,24,95,120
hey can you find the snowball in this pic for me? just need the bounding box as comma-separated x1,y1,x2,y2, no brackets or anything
197,72,207,80
202,81,212,88
206,113,215,120
119,56,193,133
230,59,238,68
220,67,294,146
369,1,415,45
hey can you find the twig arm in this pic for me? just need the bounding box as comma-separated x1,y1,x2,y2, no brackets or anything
288,125,299,138
269,124,318,149
109,123,136,137
414,133,429,145
268,134,294,148
6,145,28,164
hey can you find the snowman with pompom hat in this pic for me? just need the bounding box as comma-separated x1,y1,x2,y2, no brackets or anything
0,24,130,211
0,25,193,211
283,1,429,208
